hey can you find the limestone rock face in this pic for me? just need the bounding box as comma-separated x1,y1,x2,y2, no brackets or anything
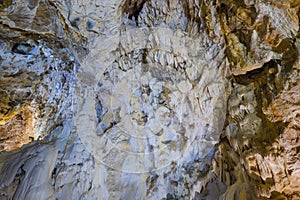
0,0,300,199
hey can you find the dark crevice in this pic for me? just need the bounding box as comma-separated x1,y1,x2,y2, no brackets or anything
232,59,291,154
95,97,103,123
182,0,208,31
12,43,36,55
70,17,80,29
122,0,147,23
0,0,12,10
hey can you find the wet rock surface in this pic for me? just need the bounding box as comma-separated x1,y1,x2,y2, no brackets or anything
0,0,300,199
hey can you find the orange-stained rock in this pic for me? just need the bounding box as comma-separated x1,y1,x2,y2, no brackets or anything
0,106,34,151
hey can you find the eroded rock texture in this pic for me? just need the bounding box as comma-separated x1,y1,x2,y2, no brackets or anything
0,0,300,199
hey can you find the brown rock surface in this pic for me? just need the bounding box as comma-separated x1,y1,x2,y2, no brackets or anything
0,106,34,151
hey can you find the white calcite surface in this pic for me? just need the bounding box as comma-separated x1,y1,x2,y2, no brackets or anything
0,0,229,199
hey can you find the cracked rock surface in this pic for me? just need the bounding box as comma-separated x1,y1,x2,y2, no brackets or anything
0,0,300,199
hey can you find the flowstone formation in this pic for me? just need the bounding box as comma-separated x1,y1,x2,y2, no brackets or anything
0,0,300,199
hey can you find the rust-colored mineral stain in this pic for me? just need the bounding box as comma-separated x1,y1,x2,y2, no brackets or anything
0,106,34,151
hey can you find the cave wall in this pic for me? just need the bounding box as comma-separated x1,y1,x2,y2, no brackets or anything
0,0,300,199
